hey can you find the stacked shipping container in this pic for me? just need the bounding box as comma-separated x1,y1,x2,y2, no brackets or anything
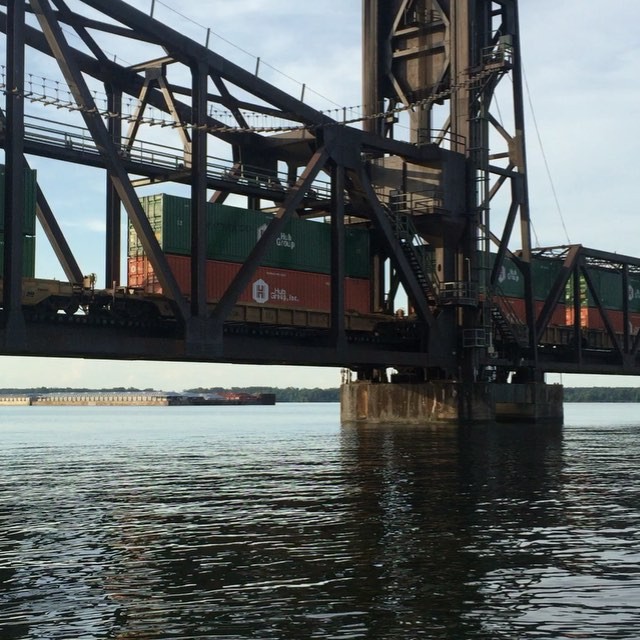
565,268,640,334
128,194,372,314
0,166,37,277
489,251,640,335
487,253,566,326
128,194,640,336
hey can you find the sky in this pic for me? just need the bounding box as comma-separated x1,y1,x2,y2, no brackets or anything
1,0,640,389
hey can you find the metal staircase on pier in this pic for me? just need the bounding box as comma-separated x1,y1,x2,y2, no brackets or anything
489,289,529,351
381,200,439,305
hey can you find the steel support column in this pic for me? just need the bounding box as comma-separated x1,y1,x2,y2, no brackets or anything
330,161,346,350
3,0,26,345
105,82,122,287
190,62,208,319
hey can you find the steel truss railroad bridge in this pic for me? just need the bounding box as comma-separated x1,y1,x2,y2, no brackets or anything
1,0,639,388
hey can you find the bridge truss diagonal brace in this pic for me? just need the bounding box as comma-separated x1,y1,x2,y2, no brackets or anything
208,147,330,334
490,199,521,288
52,0,109,65
36,183,84,284
28,0,189,321
535,245,580,343
209,73,249,130
580,264,624,360
2,3,108,340
124,64,193,163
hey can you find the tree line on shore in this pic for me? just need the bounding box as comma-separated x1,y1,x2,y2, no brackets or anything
2,386,640,402
562,387,640,403
188,386,640,403
184,387,340,402
0,386,341,402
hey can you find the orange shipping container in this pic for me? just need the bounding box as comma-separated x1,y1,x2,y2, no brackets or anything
127,255,371,315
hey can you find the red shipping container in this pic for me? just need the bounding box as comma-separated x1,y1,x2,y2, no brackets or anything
534,300,567,327
127,255,371,315
493,298,568,334
497,296,526,324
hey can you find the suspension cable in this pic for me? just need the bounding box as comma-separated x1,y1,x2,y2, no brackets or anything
523,63,571,244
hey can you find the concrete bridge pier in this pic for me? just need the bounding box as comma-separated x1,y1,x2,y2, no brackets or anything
340,381,563,425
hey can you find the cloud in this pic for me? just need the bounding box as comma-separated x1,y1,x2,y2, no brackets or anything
519,0,640,255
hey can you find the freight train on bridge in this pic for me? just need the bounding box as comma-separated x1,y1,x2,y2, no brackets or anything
3,172,639,366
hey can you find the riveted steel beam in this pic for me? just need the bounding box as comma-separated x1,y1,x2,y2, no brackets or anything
3,0,26,346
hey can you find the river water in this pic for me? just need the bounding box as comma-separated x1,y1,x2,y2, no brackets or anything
0,403,639,639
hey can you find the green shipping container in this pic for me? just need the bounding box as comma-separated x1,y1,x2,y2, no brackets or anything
129,194,192,256
491,253,525,298
485,253,565,302
210,203,334,274
532,256,563,301
566,269,627,311
345,227,371,279
206,203,268,263
0,166,38,236
129,194,370,278
599,268,622,310
584,267,623,310
0,235,36,278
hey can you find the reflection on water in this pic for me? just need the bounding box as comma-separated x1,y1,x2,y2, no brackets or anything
0,404,639,638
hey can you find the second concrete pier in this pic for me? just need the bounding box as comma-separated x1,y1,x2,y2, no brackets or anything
341,381,563,424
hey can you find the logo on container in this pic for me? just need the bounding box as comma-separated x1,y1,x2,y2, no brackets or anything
256,224,296,250
252,278,269,304
498,265,520,284
272,287,299,303
276,233,296,250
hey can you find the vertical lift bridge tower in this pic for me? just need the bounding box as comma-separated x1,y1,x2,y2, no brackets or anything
341,0,563,422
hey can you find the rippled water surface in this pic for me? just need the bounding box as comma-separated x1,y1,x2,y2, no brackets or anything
1,402,639,639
